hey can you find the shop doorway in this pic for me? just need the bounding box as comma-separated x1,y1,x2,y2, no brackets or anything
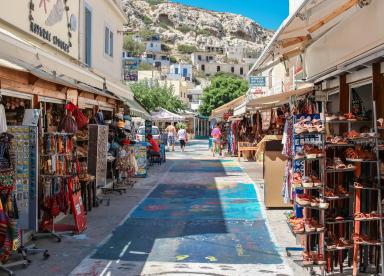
0,90,33,126
350,83,373,120
349,82,373,130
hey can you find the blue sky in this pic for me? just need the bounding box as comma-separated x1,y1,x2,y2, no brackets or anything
171,0,289,30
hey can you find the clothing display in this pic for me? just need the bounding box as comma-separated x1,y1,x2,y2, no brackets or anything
0,133,20,262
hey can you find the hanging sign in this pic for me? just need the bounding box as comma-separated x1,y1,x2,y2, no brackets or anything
68,178,87,234
249,76,266,88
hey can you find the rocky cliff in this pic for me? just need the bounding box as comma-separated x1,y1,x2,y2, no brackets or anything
121,0,274,59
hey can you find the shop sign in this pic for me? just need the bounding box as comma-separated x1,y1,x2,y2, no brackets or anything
145,120,152,140
28,0,77,53
0,1,79,58
249,76,266,88
123,59,140,82
315,91,328,102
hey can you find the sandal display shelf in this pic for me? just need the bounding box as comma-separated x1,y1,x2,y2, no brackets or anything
286,220,325,236
290,113,327,274
326,167,356,173
323,110,374,275
325,245,354,252
351,185,382,191
293,259,327,268
350,101,384,276
322,195,351,201
325,143,355,148
325,219,354,225
292,184,324,190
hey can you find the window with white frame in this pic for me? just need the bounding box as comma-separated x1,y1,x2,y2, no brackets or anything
104,26,114,57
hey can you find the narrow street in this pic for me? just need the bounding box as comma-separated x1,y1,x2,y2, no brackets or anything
70,140,292,276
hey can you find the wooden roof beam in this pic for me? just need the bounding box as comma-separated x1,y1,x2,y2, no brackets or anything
280,35,311,49
307,0,358,33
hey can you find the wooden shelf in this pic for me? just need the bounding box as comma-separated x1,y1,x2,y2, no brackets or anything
292,184,324,190
326,167,356,173
325,245,354,252
323,195,351,201
325,143,354,148
294,156,325,161
296,202,327,211
325,219,354,225
326,120,371,124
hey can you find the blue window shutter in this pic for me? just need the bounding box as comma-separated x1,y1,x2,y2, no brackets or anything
105,27,109,54
110,32,113,57
85,7,92,66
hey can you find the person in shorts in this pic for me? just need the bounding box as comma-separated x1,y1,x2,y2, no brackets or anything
165,123,176,151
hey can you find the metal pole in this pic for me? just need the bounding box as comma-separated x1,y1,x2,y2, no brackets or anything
373,101,384,276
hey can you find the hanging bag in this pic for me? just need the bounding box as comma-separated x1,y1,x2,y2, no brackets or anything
58,110,78,134
65,102,88,130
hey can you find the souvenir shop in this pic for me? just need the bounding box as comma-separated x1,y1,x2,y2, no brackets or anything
281,78,384,274
210,95,288,161
0,62,149,273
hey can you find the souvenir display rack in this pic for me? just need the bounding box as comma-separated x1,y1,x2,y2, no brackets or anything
8,126,38,231
37,132,86,240
289,113,327,272
0,133,31,275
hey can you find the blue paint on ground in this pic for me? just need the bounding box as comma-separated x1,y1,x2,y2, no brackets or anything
131,197,263,220
149,183,257,199
91,158,283,265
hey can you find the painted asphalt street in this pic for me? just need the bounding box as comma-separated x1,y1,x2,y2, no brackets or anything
71,141,293,276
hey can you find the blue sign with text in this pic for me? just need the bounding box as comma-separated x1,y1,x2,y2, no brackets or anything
249,76,266,87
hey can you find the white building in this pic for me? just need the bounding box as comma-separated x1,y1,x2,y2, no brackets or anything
146,40,162,53
198,62,248,78
191,52,216,66
187,86,204,111
169,63,193,81
225,45,245,61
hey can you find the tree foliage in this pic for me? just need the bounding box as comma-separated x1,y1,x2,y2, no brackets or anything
177,44,197,54
130,80,186,113
123,35,145,57
199,73,248,116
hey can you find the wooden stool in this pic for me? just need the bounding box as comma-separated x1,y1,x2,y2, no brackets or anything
237,142,258,162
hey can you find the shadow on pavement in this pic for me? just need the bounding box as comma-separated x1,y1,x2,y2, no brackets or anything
89,144,283,274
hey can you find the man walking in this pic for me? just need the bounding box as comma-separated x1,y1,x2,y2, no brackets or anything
177,126,188,152
165,123,176,151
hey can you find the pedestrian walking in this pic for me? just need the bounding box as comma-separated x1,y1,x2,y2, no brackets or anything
177,126,188,152
165,123,177,151
211,123,222,157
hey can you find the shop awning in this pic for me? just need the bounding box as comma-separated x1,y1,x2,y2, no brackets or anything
247,86,314,109
125,98,151,120
0,27,133,100
150,108,185,122
248,0,361,76
210,95,247,119
0,56,120,102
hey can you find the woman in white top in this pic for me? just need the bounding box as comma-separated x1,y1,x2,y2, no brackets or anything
177,127,188,152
